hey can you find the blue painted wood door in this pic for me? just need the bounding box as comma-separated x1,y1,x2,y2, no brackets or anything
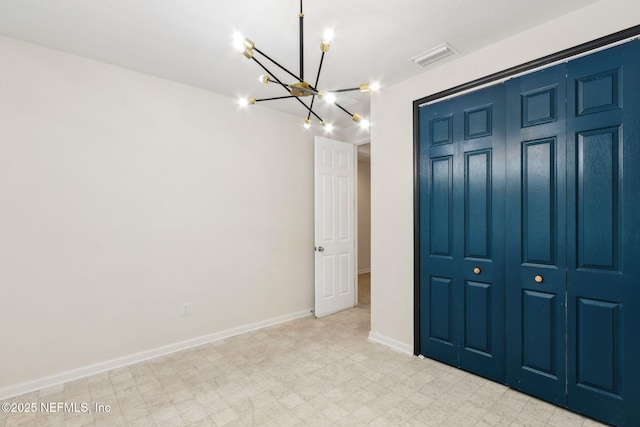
565,41,640,426
505,63,568,405
418,39,639,426
419,84,506,382
505,41,640,425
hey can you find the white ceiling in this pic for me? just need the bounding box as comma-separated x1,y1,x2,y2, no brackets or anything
0,0,598,129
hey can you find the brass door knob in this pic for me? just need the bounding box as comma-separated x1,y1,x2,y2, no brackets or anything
534,275,543,283
473,267,481,275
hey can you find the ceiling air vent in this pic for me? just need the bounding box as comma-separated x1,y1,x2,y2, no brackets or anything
410,43,456,67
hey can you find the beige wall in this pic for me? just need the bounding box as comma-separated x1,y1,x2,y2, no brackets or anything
370,0,640,351
0,36,315,394
357,154,371,273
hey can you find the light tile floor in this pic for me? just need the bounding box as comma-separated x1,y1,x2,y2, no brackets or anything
1,307,606,426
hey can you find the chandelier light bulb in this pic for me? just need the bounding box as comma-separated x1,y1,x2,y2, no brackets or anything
233,32,255,57
233,32,246,52
238,97,256,107
259,75,271,84
324,92,337,104
320,28,334,52
323,122,334,132
304,119,311,129
322,29,334,44
360,119,370,129
359,82,381,93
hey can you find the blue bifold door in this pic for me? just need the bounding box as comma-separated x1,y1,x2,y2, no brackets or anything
505,62,568,405
564,43,640,425
418,84,506,383
418,40,640,426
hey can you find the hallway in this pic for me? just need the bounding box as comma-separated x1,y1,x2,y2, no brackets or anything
358,272,370,306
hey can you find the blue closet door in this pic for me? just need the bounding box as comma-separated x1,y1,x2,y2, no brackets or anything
417,38,639,427
565,40,640,426
419,84,506,382
505,64,567,405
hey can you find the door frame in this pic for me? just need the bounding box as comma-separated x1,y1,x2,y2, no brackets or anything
413,24,640,356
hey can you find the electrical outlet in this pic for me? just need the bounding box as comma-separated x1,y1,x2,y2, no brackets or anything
181,303,190,316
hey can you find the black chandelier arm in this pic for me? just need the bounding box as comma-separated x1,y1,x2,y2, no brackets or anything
253,47,302,83
306,95,317,122
305,105,323,123
255,95,299,102
306,51,327,120
304,104,323,123
330,87,362,93
335,102,356,118
313,52,326,89
299,0,304,81
251,56,296,96
251,56,324,122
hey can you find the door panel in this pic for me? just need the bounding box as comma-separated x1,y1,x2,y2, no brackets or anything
576,127,619,270
465,150,491,259
419,85,505,382
464,280,491,355
506,63,567,405
521,138,557,265
521,290,558,377
566,41,640,426
430,156,453,256
429,276,454,344
576,298,620,393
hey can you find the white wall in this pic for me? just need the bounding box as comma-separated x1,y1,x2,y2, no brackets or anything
0,36,315,393
370,0,640,350
357,154,371,273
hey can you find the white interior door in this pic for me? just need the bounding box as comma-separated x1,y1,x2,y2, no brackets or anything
314,136,356,318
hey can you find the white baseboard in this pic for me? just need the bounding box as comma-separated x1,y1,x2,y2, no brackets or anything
368,331,413,355
358,268,371,274
0,308,313,401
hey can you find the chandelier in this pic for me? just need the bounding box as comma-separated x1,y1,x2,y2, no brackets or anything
233,0,379,131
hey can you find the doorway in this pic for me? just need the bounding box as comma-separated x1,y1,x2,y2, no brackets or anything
312,137,371,318
357,143,371,307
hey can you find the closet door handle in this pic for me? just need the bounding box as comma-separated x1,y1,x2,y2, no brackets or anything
473,267,481,275
534,275,543,283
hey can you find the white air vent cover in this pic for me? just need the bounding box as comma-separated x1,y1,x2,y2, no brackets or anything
410,43,456,67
